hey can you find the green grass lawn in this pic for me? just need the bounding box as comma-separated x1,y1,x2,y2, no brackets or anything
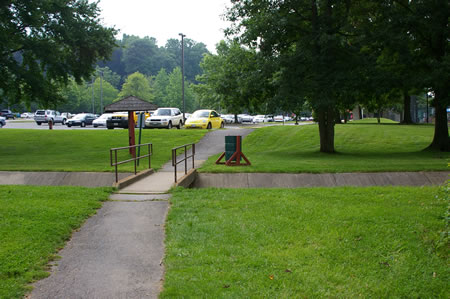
0,185,112,298
162,187,449,298
350,117,399,124
0,129,206,172
200,123,449,173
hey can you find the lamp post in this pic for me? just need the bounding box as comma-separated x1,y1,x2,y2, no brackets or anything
91,79,95,114
426,91,429,123
179,33,186,122
99,70,103,113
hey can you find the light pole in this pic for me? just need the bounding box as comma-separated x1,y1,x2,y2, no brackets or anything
91,79,95,114
179,33,186,122
99,70,103,114
426,91,429,123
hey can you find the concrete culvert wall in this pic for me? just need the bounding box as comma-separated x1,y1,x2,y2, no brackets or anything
192,172,450,188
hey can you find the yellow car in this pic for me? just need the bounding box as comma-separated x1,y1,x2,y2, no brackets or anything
185,109,225,129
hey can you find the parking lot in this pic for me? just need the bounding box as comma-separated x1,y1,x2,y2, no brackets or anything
2,119,304,130
2,119,105,130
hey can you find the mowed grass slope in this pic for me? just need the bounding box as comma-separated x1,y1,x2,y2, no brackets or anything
200,123,448,173
162,187,449,298
0,129,206,172
0,185,112,298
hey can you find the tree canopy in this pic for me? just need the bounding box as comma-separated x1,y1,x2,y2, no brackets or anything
118,72,154,102
0,0,117,108
196,41,265,117
224,0,449,152
371,0,449,150
227,0,366,152
100,35,210,85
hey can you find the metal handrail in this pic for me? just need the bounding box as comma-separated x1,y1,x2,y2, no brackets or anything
172,143,195,183
110,143,153,183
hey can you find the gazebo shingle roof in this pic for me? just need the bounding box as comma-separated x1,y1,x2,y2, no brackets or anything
104,96,158,112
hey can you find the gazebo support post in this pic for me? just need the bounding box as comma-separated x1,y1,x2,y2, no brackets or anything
128,111,136,157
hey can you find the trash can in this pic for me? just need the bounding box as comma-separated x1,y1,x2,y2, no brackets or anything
225,136,241,161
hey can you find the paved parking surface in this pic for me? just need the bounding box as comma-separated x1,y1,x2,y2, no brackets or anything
2,119,106,130
2,119,312,130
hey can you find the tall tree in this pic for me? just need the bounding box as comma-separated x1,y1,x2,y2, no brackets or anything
166,38,210,82
151,68,170,107
118,72,154,102
374,0,449,151
227,0,364,153
122,37,160,76
165,67,196,112
91,77,119,113
0,0,117,107
58,77,118,114
58,78,91,113
95,66,121,90
197,40,264,119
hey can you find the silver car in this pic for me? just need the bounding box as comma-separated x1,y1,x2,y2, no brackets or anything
92,113,113,127
34,110,66,125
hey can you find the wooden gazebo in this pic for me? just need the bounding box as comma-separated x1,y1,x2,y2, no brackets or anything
104,96,158,155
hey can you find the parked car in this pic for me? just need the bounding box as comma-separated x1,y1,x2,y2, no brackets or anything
274,115,285,122
61,112,73,119
66,113,97,127
0,116,6,128
253,115,270,123
20,112,33,118
238,114,254,123
92,113,113,128
185,109,224,129
34,110,66,125
221,114,235,124
107,112,129,129
145,108,183,129
0,109,15,119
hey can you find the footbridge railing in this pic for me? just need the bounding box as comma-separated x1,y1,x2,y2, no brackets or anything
172,143,195,183
110,143,153,183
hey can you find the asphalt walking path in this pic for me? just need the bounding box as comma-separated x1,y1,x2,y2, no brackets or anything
117,127,255,193
6,125,447,298
29,127,254,299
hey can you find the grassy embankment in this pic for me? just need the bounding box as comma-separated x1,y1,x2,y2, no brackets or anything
0,129,206,172
200,119,448,173
0,185,112,298
162,186,449,298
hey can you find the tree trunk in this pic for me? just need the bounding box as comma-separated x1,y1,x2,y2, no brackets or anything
427,89,449,151
377,109,381,124
335,109,341,124
402,91,413,124
318,107,335,153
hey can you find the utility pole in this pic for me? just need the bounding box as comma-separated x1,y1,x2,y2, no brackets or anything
179,33,186,122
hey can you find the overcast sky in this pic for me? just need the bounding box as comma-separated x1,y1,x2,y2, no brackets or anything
95,0,232,52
